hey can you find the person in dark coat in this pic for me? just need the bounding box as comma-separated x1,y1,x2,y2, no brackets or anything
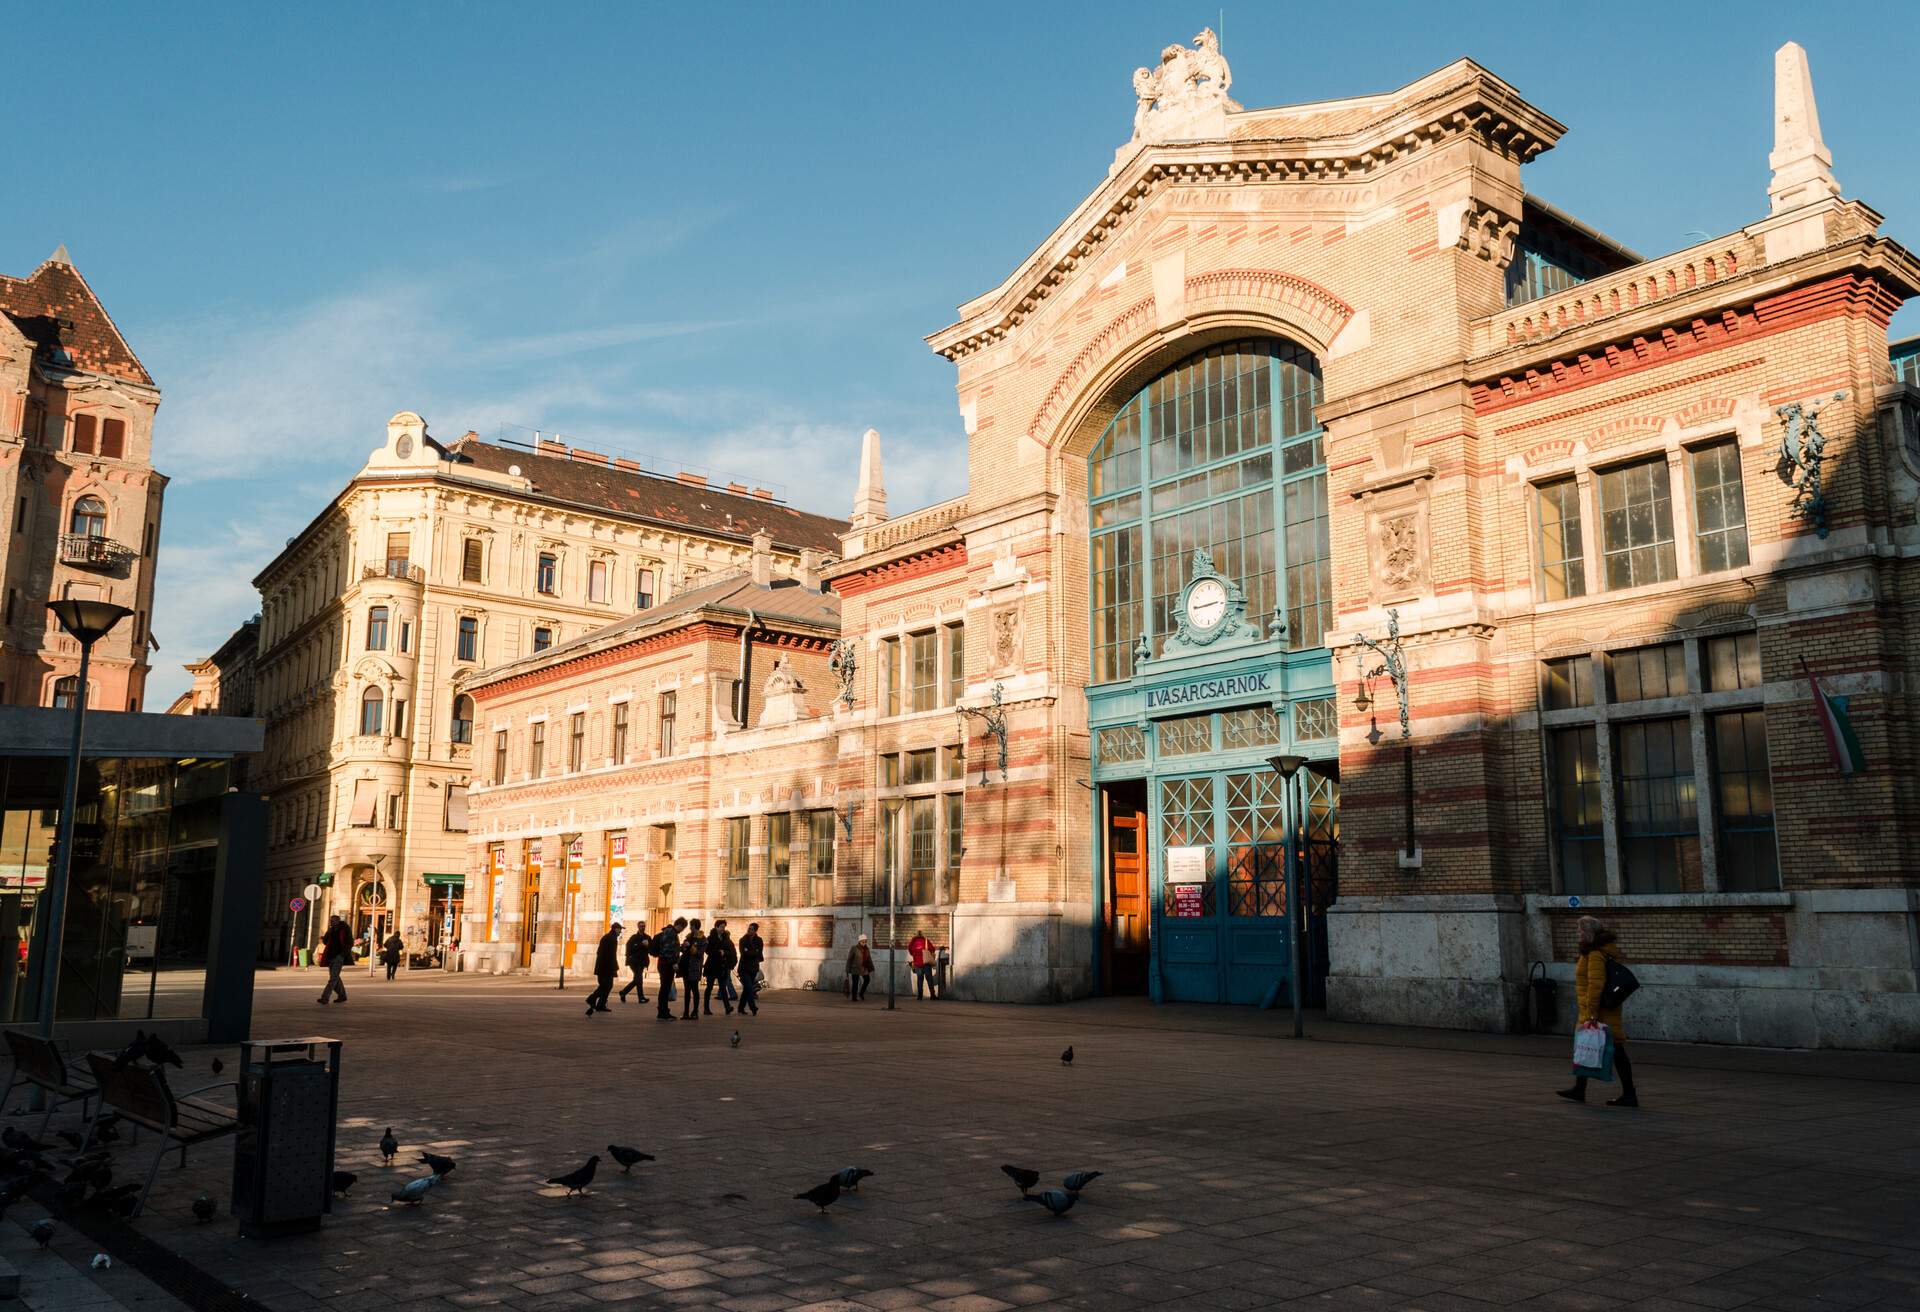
619,922,651,1004
586,923,621,1017
653,918,684,1020
737,922,765,1016
317,915,354,1005
679,920,706,1019
381,931,404,981
846,935,874,1002
703,920,738,1016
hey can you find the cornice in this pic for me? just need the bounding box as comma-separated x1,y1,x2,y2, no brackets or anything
829,542,969,599
470,621,835,700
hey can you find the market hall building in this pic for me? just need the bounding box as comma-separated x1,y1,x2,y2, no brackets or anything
464,36,1920,1048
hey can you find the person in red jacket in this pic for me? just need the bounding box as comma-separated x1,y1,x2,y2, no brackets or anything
908,931,939,999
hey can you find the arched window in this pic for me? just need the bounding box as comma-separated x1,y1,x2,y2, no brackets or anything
69,496,107,538
360,685,385,736
366,605,389,651
1087,338,1329,683
50,676,78,709
451,694,474,745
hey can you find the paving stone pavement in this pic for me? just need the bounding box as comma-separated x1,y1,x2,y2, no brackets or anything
30,971,1920,1312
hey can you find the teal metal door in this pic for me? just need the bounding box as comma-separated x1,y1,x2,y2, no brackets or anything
1155,770,1289,1004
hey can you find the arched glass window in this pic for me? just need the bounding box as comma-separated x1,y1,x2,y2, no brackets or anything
50,676,79,709
451,694,474,745
1088,338,1329,683
360,685,385,736
366,605,389,651
69,496,107,538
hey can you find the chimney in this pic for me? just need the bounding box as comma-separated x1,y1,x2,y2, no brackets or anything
676,471,707,487
851,427,887,529
799,548,822,591
727,481,749,495
750,531,773,587
614,457,640,472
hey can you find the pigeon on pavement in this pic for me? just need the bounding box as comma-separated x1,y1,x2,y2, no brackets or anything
1024,1187,1078,1216
794,1178,841,1212
379,1128,398,1164
1001,1164,1040,1195
28,1219,53,1247
419,1151,456,1178
211,1057,224,1075
1061,1045,1074,1066
729,1030,741,1048
332,1171,357,1197
90,1254,111,1270
390,1175,437,1205
192,1195,216,1223
1063,1170,1103,1193
834,1167,873,1192
546,1156,599,1195
607,1145,655,1173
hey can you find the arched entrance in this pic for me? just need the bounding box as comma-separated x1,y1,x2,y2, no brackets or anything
353,878,391,952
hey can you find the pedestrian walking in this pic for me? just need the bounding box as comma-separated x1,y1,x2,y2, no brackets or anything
704,920,738,1016
381,930,404,982
653,918,684,1021
737,922,764,1016
316,915,353,1005
619,922,651,1003
846,934,873,1002
1559,915,1641,1108
680,919,706,1019
908,930,938,999
586,923,621,1017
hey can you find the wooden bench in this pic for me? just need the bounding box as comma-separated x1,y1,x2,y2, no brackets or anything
0,1030,96,1135
83,1052,237,1217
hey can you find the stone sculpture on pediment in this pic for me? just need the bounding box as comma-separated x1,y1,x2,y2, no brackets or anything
1121,29,1241,165
763,655,804,698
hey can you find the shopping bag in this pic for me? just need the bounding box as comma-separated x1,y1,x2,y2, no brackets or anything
1571,1023,1615,1082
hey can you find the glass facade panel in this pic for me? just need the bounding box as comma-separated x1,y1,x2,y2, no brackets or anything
1544,655,1594,709
1551,727,1605,895
1598,459,1677,590
1223,771,1286,917
1157,714,1212,757
1220,705,1283,750
1616,717,1701,893
1610,643,1686,702
1292,696,1337,742
1690,441,1750,573
1096,725,1146,764
1705,632,1761,692
1713,709,1779,891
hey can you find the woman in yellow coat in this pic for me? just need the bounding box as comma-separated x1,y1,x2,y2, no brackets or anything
1557,916,1640,1107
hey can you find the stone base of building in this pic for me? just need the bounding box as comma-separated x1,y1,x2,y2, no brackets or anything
1325,895,1530,1033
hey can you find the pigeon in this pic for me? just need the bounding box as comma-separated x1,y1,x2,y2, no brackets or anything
419,1151,456,1178
379,1128,398,1164
93,1115,121,1144
90,1184,139,1218
1063,1170,1103,1194
607,1145,654,1173
1024,1187,1078,1216
1001,1164,1040,1195
1061,1045,1074,1066
91,1254,111,1271
793,1178,841,1212
113,1032,146,1069
192,1194,216,1223
332,1170,357,1197
834,1167,873,1192
211,1057,224,1075
29,1218,54,1247
2,1128,50,1154
546,1156,598,1195
390,1174,437,1205
143,1033,183,1069
729,1029,741,1048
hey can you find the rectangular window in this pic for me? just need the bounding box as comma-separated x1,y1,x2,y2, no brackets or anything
1092,524,1142,682
588,559,608,603
536,552,558,595
457,616,478,662
724,816,750,908
636,567,655,610
529,721,545,778
444,784,469,833
533,626,552,653
569,712,585,772
100,418,125,460
386,793,401,829
1535,478,1586,600
880,753,901,788
1544,655,1594,710
1551,727,1605,895
808,809,835,904
386,532,410,577
13,499,24,533
905,797,937,904
462,538,484,582
946,623,965,703
1598,458,1677,590
366,607,388,651
879,801,900,905
880,637,901,715
143,522,154,556
1616,717,1701,893
1282,470,1331,648
1690,440,1750,574
398,620,411,654
903,748,937,784
944,742,967,780
767,812,792,908
659,692,676,755
494,729,508,784
943,791,963,903
909,630,938,711
612,702,629,762
392,698,408,739
71,414,96,455
1705,632,1762,692
1713,709,1779,891
1609,643,1686,703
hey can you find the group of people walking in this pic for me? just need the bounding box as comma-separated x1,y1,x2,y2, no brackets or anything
586,919,766,1020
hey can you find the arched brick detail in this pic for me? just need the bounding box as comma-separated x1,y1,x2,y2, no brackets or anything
1025,297,1155,447
1184,269,1352,341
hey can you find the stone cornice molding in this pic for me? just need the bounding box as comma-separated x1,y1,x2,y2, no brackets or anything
829,542,969,599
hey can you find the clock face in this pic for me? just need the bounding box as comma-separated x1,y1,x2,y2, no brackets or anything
395,434,413,459
1186,578,1229,630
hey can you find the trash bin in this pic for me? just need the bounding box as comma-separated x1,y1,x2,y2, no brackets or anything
232,1037,342,1237
934,948,951,997
1527,961,1557,1035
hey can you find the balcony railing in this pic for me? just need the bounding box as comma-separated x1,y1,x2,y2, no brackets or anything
59,533,135,571
361,562,424,584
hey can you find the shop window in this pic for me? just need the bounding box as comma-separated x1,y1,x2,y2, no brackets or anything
1550,727,1605,895
611,701,629,762
493,729,508,784
807,809,835,904
1609,643,1686,702
69,496,107,538
767,812,792,908
1597,458,1677,590
366,606,388,651
529,721,545,777
451,695,474,745
1535,477,1585,600
359,686,384,735
658,691,676,755
1544,655,1595,710
636,566,656,610
1615,717,1700,893
1705,632,1761,692
588,558,608,603
1713,709,1779,891
724,816,750,908
462,538,484,583
536,552,558,595
457,616,478,662
1690,441,1750,573
569,712,585,772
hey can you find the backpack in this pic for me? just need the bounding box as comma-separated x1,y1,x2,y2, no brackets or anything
1598,955,1640,1011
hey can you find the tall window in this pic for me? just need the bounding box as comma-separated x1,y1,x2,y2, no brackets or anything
69,496,107,538
880,637,901,715
659,691,676,755
529,721,545,777
536,552,558,595
1551,727,1604,895
568,712,585,772
50,676,78,709
1690,441,1750,573
462,538,484,583
385,532,410,577
1616,718,1699,892
943,792,964,903
451,695,474,745
588,559,608,603
1713,709,1778,891
909,630,938,712
398,620,411,654
359,686,384,736
366,606,388,651
1597,458,1677,590
724,816,750,908
392,697,409,738
946,623,965,702
1088,339,1325,681
533,626,552,653
493,729,508,784
636,567,656,609
807,809,835,904
611,702,629,762
1535,478,1585,600
905,798,937,904
457,616,478,662
767,812,792,907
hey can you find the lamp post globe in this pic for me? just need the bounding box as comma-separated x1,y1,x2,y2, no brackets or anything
48,599,133,645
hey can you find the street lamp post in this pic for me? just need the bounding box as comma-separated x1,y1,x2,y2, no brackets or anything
557,833,581,990
1354,609,1417,865
38,600,131,1038
1266,753,1309,1040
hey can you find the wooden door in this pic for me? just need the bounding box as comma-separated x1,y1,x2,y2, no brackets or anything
1107,807,1149,992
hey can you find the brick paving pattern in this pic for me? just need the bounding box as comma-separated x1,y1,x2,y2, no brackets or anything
10,973,1919,1311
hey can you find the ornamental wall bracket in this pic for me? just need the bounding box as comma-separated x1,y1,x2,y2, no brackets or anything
1352,608,1410,745
1776,391,1846,538
955,682,1009,787
827,639,858,710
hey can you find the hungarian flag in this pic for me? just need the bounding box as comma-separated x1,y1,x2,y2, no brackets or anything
1802,658,1865,776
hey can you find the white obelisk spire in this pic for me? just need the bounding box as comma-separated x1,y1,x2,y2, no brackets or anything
1768,41,1841,214
850,427,888,530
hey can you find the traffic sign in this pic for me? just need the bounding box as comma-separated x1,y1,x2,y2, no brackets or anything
289,897,307,912
303,883,322,901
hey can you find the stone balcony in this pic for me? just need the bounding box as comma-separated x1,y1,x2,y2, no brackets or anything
58,533,135,574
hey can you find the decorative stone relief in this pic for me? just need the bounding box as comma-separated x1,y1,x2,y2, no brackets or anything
1456,200,1520,269
1377,511,1424,594
990,605,1023,675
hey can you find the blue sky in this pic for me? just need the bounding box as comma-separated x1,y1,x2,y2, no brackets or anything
9,2,1917,708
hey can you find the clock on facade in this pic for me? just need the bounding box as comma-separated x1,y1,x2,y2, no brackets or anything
1185,577,1228,631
